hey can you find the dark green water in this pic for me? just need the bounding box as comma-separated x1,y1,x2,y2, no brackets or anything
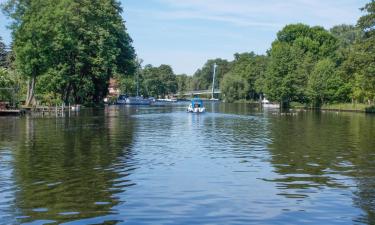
0,104,374,225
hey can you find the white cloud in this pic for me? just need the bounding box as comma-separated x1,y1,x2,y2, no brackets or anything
124,0,367,74
156,0,364,28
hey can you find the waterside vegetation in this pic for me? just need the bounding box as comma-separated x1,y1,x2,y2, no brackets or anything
0,0,374,112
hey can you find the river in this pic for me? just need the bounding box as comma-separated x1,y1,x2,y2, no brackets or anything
0,103,374,224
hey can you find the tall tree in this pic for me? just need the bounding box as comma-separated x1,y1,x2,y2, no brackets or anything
264,24,338,106
0,37,7,68
193,58,231,90
352,0,375,104
307,59,348,106
3,0,136,105
141,64,177,98
220,73,249,103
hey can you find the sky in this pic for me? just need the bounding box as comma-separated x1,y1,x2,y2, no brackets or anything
0,0,369,75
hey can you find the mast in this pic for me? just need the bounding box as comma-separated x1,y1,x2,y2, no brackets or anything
136,58,142,97
136,70,139,97
212,63,217,99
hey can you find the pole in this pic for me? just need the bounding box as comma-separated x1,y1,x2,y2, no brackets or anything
136,71,139,97
212,63,217,99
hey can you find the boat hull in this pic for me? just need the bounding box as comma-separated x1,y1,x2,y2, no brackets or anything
187,105,206,113
117,96,151,105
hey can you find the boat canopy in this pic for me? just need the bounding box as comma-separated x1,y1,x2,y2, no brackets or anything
191,98,203,107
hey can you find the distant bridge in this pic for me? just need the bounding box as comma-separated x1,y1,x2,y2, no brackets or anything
179,89,221,96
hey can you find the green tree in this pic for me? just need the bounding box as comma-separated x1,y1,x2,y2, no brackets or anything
230,52,268,100
352,0,375,104
176,74,192,98
264,24,338,107
220,73,249,103
307,59,348,106
193,58,231,90
141,64,177,98
330,25,362,49
0,68,16,104
0,37,8,68
3,0,136,106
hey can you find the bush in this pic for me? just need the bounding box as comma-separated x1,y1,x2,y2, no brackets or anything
365,106,375,113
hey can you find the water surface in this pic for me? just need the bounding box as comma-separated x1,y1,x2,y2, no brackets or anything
0,104,374,224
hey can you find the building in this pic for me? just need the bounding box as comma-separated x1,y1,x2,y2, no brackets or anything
108,78,120,97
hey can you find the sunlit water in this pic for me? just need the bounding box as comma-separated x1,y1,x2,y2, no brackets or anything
0,103,374,224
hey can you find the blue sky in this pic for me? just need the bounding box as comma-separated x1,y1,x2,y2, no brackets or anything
0,0,369,74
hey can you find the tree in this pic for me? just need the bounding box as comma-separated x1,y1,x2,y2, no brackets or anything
176,74,192,98
230,52,268,101
3,0,136,106
307,59,348,106
264,24,339,107
220,73,249,103
141,64,177,98
0,68,17,104
193,58,231,90
352,0,375,104
330,25,362,49
0,37,7,68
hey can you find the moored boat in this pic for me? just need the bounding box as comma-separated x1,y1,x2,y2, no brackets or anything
262,99,280,109
117,95,152,105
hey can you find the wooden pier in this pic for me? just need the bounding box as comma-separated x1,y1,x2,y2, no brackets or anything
0,102,81,117
25,104,81,117
0,109,26,116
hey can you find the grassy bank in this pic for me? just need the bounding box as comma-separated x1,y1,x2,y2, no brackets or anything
293,103,375,113
233,99,259,104
321,103,374,112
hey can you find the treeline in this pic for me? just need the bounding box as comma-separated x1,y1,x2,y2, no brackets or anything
117,63,178,98
181,1,375,107
1,0,135,106
1,0,374,107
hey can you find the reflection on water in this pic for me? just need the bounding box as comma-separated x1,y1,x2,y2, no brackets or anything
0,104,374,224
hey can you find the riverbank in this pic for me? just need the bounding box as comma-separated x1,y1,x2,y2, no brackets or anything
291,103,375,113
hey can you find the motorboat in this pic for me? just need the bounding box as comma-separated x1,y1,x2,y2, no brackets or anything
117,95,151,105
125,96,151,105
187,98,206,113
70,104,81,111
157,98,178,102
117,94,127,104
262,98,280,109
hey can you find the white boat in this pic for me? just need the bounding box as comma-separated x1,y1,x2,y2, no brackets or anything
187,98,206,113
117,95,127,104
262,99,280,109
157,98,177,102
116,64,152,106
71,104,81,111
125,96,151,105
117,95,152,105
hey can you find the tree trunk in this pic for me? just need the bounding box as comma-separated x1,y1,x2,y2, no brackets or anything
25,76,36,107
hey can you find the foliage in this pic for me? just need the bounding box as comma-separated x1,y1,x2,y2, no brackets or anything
3,0,136,105
176,74,193,98
220,73,249,103
0,68,15,102
365,105,375,113
2,1,375,108
352,0,375,104
0,67,14,87
192,58,231,90
0,37,8,68
220,52,268,102
307,59,349,106
141,64,177,98
264,24,339,106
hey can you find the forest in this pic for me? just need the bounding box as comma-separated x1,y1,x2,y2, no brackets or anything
0,0,374,109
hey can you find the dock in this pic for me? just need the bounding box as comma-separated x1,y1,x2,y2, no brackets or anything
0,109,26,116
